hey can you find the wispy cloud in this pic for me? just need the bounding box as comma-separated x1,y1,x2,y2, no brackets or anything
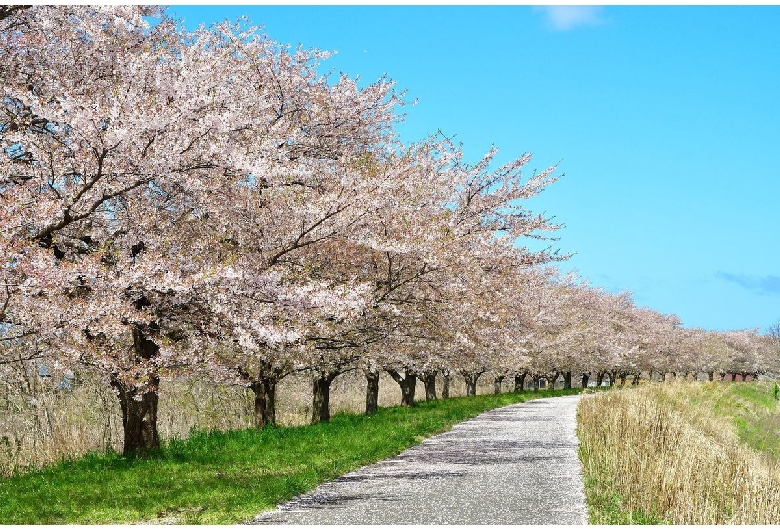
716,272,780,296
535,6,605,31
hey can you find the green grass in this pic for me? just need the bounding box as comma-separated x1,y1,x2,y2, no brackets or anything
0,388,581,524
581,475,668,525
695,380,780,458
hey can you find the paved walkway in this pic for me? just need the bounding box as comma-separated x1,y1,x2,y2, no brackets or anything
248,394,587,525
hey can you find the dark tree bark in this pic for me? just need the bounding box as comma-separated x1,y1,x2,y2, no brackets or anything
563,371,572,389
311,370,340,424
111,375,160,455
109,325,163,455
0,6,31,22
531,375,540,391
441,370,451,399
364,367,380,415
463,372,482,396
250,377,277,429
107,325,165,455
631,373,640,386
581,373,590,388
619,373,627,386
387,369,417,407
514,372,527,392
493,375,504,394
235,361,284,430
421,371,437,401
596,371,605,387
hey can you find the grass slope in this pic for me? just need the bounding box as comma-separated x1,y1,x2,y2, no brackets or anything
697,381,780,457
578,381,780,525
1,388,580,524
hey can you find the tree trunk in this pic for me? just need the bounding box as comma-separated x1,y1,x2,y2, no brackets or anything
387,369,417,407
563,371,572,389
493,375,504,394
364,368,380,415
441,371,451,399
632,373,640,386
422,372,437,401
619,373,627,386
250,377,276,429
596,372,605,387
400,375,417,406
311,371,339,424
531,376,540,391
708,371,715,382
111,376,160,455
514,372,527,392
463,372,481,396
111,325,162,455
581,373,589,388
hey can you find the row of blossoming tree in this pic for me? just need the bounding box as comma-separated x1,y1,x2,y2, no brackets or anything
1,6,776,455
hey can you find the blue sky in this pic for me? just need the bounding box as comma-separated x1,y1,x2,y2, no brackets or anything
166,5,780,333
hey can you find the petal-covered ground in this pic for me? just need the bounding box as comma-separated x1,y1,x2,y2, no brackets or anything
249,394,586,525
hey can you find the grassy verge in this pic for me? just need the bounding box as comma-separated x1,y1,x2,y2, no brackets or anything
692,381,780,457
0,388,580,524
577,381,780,525
580,475,667,525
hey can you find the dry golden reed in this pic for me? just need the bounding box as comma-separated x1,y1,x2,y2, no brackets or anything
578,382,780,524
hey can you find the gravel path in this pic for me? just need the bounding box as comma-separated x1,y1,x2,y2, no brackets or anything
248,394,587,525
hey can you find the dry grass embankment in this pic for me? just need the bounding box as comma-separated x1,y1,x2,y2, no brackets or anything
577,381,780,524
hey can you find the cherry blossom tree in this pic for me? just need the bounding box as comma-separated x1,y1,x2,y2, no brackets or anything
2,5,403,446
290,135,567,416
2,5,195,453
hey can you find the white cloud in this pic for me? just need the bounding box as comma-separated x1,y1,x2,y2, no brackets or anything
536,6,605,31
